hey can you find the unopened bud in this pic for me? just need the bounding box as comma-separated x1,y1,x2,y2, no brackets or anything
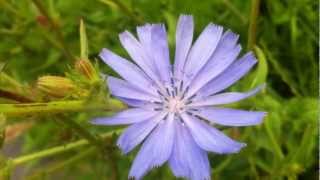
37,76,76,97
75,59,97,81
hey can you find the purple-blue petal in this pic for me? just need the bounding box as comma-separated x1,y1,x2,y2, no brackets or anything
182,24,223,85
119,31,160,84
117,112,167,154
191,84,265,107
107,76,159,101
169,120,210,180
198,52,257,97
186,30,241,98
194,107,266,126
181,113,246,154
99,48,157,95
117,97,147,107
150,24,171,84
91,108,158,125
128,113,175,179
173,15,194,80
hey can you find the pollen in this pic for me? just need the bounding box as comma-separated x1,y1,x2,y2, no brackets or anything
167,96,185,113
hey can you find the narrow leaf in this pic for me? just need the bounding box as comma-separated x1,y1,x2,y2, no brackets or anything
250,46,268,88
80,19,88,59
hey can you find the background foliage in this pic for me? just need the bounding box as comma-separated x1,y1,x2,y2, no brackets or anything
0,0,318,179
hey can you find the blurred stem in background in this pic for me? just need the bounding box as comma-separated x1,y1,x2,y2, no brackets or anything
222,0,247,24
99,0,143,24
31,0,75,61
247,0,260,50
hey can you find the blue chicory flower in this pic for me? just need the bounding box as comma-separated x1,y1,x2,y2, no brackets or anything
93,14,266,180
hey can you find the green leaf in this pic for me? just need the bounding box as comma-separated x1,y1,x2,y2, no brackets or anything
250,46,268,88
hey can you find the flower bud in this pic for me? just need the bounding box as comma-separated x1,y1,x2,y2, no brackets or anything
75,59,97,81
37,76,76,97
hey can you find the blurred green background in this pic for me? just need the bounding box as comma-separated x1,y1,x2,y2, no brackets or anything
0,0,318,179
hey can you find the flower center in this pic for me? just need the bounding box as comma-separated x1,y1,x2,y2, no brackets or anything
167,97,184,113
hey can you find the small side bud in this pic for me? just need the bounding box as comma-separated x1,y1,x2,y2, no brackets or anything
75,59,98,81
37,76,76,98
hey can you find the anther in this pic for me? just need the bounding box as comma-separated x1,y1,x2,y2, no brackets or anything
170,77,174,86
174,87,178,95
186,111,193,116
185,100,193,105
157,90,164,97
171,90,176,97
179,81,183,92
187,94,197,101
152,101,163,105
166,88,171,97
181,86,190,99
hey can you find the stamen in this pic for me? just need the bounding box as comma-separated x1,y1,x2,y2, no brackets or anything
162,114,168,120
187,94,197,101
152,101,163,105
157,90,164,97
170,77,174,86
185,86,190,93
179,81,183,92
171,90,175,97
166,88,171,97
181,86,189,99
186,111,193,116
185,100,193,105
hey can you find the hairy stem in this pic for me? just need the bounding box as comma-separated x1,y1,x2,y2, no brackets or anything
27,147,96,180
0,99,125,116
10,130,121,167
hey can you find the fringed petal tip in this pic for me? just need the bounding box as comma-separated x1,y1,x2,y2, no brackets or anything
229,142,246,153
257,111,268,124
116,142,130,155
99,48,109,60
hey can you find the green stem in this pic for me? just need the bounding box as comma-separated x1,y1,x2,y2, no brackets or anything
9,130,120,167
264,121,284,159
56,116,106,153
27,147,96,180
0,99,125,116
247,0,261,50
222,0,247,24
